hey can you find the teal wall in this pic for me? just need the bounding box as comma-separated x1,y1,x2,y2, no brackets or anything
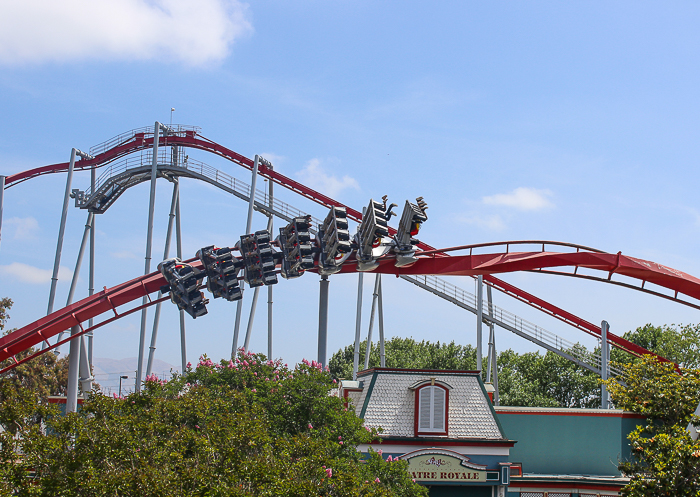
496,412,641,476
428,486,491,497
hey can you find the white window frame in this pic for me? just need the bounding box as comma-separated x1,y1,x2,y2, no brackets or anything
417,385,447,434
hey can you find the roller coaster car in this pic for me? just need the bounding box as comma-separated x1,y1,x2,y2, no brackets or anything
196,246,244,302
157,258,209,318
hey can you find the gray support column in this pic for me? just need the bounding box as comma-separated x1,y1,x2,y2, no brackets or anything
487,284,499,405
243,176,275,354
492,329,500,406
364,273,381,370
87,165,96,367
377,275,386,368
352,272,364,380
175,182,187,373
601,320,610,409
318,276,329,368
267,286,273,359
267,173,274,360
55,212,94,354
79,335,93,393
486,284,495,383
65,325,81,413
146,180,179,377
233,155,260,355
243,288,260,352
0,175,5,250
47,148,78,318
136,122,161,392
476,275,484,373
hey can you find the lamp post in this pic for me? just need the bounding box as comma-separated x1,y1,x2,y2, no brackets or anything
119,375,128,397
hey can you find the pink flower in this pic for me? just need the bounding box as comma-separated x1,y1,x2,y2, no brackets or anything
338,436,342,440
412,479,415,482
387,455,393,462
308,423,313,429
228,361,234,368
374,477,380,483
251,388,257,392
195,425,200,429
325,468,333,478
377,449,383,456
254,372,258,376
186,362,191,368
339,441,343,445
332,379,337,384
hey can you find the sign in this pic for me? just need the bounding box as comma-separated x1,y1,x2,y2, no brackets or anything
401,450,488,483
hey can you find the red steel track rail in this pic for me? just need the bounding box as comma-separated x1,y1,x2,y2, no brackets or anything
2,128,686,365
1,246,692,366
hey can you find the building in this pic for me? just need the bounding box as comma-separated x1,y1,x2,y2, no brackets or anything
342,368,513,496
341,367,640,497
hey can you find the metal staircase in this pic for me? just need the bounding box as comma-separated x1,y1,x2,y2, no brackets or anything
72,148,323,226
401,274,622,377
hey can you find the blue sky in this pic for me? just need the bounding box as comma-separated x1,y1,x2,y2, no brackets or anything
2,1,700,383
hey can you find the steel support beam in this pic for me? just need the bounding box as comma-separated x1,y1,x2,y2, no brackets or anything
175,186,187,373
146,180,179,377
377,275,386,368
55,212,94,355
476,275,484,373
243,288,260,352
136,122,161,392
601,320,610,409
352,272,364,380
47,148,78,319
486,284,499,405
87,164,96,368
318,276,329,368
267,173,274,360
79,335,93,393
364,273,381,370
233,155,259,355
65,325,81,413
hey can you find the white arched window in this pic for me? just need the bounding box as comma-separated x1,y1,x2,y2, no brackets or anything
415,384,449,435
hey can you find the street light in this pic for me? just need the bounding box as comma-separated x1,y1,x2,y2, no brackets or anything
119,375,128,397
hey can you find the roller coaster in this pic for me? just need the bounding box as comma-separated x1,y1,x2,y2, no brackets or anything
1,122,698,412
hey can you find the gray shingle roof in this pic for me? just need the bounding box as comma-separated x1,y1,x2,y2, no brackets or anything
349,370,505,440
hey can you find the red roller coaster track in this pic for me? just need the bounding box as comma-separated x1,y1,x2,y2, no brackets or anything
2,127,692,370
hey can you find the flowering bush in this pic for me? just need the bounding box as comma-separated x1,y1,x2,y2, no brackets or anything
0,349,426,497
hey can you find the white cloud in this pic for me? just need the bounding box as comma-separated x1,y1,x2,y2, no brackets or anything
294,158,360,198
0,262,72,285
4,216,39,240
0,0,252,66
482,187,554,211
458,213,506,231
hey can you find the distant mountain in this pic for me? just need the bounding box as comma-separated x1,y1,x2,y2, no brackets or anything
93,357,178,395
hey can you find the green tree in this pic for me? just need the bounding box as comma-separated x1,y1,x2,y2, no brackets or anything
0,297,70,402
329,337,477,380
0,351,427,497
604,356,700,496
613,323,700,368
497,346,600,408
